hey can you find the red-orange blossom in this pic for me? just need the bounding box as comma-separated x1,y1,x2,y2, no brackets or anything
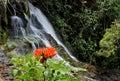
34,46,57,59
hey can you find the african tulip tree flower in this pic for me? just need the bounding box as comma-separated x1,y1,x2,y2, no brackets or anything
34,46,57,63
43,46,57,59
34,48,43,57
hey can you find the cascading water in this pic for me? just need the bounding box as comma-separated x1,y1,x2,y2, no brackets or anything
11,16,24,38
10,2,78,61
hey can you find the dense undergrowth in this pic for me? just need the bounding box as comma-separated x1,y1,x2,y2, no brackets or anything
11,54,86,81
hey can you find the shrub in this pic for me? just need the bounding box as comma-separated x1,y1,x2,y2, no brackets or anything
11,54,86,81
96,20,120,68
97,20,120,57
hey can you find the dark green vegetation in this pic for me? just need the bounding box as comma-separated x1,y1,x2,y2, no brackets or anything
32,0,120,68
1,0,120,68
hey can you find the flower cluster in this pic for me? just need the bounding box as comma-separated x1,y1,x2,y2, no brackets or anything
34,46,57,63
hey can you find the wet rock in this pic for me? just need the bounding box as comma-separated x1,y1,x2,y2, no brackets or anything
0,49,13,81
0,49,5,56
0,49,5,64
0,49,11,65
0,63,13,81
96,69,120,81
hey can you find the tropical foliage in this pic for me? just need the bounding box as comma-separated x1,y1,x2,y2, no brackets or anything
97,21,120,57
1,0,120,69
96,20,120,68
37,0,120,67
11,54,86,81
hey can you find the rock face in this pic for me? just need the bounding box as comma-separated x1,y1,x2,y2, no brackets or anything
0,0,28,31
0,49,13,81
0,49,4,62
0,49,8,64
0,64,13,81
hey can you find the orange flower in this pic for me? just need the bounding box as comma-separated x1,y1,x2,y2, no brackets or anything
33,47,57,63
34,48,43,57
43,46,57,59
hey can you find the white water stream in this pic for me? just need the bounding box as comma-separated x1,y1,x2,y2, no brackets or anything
10,2,78,61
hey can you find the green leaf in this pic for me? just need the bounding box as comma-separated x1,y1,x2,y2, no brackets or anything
11,69,18,76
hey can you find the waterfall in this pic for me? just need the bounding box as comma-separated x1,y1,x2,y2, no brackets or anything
11,16,24,38
10,2,78,61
